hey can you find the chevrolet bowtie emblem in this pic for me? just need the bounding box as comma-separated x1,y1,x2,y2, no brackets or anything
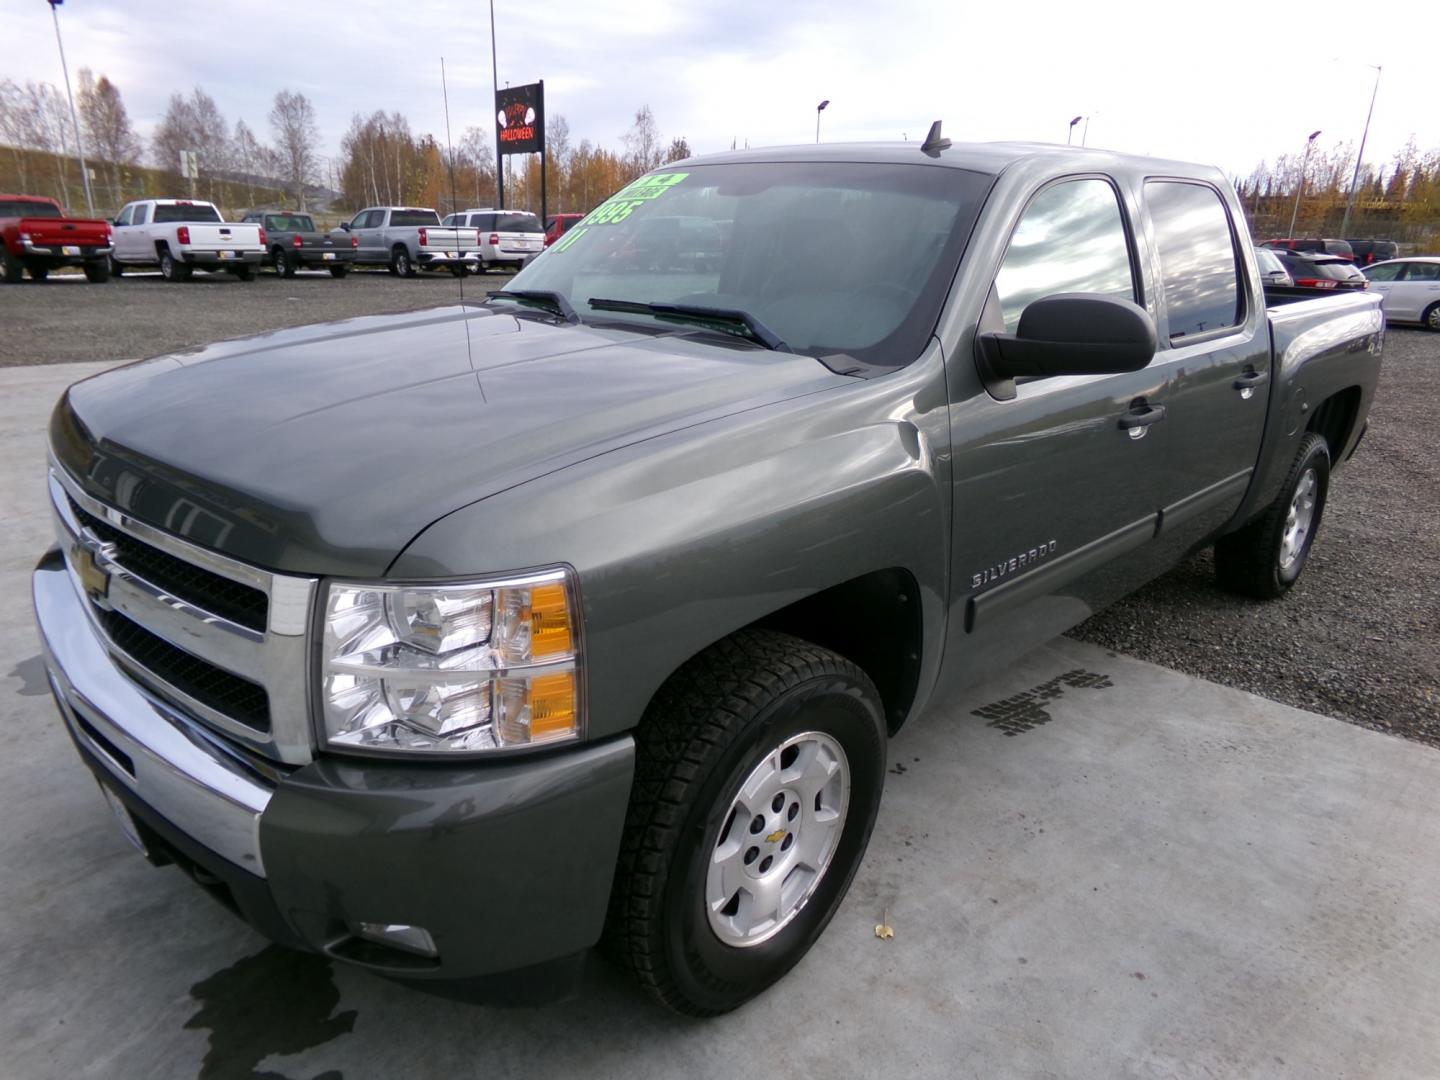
70,541,111,604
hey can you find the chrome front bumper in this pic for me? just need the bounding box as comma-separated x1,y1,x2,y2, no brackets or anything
33,555,275,876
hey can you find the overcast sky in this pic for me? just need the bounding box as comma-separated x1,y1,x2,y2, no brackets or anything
8,0,1439,180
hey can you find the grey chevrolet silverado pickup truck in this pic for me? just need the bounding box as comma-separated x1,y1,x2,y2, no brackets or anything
33,138,1382,1016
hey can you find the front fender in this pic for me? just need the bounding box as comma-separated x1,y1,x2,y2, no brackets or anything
389,344,953,741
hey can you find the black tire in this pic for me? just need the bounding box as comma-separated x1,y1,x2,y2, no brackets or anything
1215,432,1330,599
0,249,23,284
1424,302,1440,332
392,246,415,277
28,264,48,282
469,260,488,275
328,265,350,278
108,254,124,277
604,629,887,1016
274,247,295,278
449,264,466,278
232,263,256,281
83,260,110,283
158,249,190,282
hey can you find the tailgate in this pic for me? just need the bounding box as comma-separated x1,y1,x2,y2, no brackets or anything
22,218,110,247
186,224,263,249
425,227,480,251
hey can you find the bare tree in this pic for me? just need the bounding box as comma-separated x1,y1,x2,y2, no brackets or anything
150,87,228,201
458,125,496,205
231,119,264,208
0,79,32,192
269,89,319,210
665,135,691,163
622,105,663,179
76,69,140,208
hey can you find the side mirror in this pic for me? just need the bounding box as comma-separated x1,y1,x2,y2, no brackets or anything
339,222,351,231
979,294,1156,381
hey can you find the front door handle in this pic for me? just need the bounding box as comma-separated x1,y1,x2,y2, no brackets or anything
1117,403,1167,435
1233,369,1267,390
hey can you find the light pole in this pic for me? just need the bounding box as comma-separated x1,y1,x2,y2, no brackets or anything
816,99,829,143
1288,129,1322,239
1340,64,1381,237
1067,115,1082,145
47,0,94,216
490,0,502,208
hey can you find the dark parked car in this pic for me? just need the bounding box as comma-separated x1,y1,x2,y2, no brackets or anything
240,212,357,278
1271,250,1369,292
1263,237,1356,261
1344,239,1399,267
1254,246,1293,286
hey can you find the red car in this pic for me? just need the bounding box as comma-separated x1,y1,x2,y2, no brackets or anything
544,212,586,246
1,195,113,283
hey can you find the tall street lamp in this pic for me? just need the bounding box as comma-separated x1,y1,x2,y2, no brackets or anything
816,100,829,143
1340,64,1381,237
47,0,94,216
1288,129,1322,239
1067,115,1082,145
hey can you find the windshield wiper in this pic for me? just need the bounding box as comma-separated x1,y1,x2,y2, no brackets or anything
587,298,792,353
486,289,580,324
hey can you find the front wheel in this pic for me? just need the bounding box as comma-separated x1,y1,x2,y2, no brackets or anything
327,265,350,278
1215,431,1331,599
0,249,23,284
604,629,886,1016
232,263,256,281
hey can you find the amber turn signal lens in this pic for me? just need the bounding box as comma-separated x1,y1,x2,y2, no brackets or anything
527,670,577,740
529,581,573,660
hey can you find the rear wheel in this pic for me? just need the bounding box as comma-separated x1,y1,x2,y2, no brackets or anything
327,265,350,278
159,249,190,282
604,629,887,1016
108,254,125,277
232,263,256,281
391,246,415,278
28,264,48,282
83,260,110,283
1424,302,1440,332
469,260,488,275
274,247,295,278
1215,432,1330,599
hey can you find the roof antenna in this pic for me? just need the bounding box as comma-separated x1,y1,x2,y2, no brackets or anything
920,120,950,157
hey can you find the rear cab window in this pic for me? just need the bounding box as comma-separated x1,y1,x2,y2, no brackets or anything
1144,180,1242,340
391,210,440,227
153,203,221,224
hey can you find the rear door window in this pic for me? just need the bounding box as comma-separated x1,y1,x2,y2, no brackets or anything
1402,262,1440,281
1145,180,1242,339
994,177,1137,334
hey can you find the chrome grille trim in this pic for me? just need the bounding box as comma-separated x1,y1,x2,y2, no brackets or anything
49,464,317,765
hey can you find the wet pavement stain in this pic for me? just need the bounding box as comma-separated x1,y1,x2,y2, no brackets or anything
184,944,356,1080
8,654,49,697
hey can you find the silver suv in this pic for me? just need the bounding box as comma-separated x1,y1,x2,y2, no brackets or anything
442,209,545,272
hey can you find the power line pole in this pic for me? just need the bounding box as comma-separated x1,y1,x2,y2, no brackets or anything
491,0,502,209
48,0,94,216
1339,65,1381,237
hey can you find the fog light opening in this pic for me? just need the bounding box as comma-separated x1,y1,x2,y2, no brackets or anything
351,921,438,958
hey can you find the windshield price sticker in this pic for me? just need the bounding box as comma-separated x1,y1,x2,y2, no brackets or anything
551,172,689,254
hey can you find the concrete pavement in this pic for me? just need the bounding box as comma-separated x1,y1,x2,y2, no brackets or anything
3,362,1438,1079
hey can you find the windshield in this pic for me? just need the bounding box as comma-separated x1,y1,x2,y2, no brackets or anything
4,199,62,218
392,209,440,227
265,214,315,231
507,161,993,366
154,203,222,224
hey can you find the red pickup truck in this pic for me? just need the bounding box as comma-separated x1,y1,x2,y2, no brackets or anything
1,195,113,283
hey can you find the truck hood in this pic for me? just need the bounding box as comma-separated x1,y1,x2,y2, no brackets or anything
53,305,851,576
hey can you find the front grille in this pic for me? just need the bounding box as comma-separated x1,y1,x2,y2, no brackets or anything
95,607,272,732
69,496,269,632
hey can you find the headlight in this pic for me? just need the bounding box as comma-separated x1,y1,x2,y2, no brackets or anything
320,568,580,754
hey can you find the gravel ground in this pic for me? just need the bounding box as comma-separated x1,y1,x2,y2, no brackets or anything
0,266,512,366
1072,328,1439,747
2,275,1434,743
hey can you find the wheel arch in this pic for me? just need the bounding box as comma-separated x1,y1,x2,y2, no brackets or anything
1306,385,1363,465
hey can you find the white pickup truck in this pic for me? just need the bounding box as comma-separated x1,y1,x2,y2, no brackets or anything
108,199,265,282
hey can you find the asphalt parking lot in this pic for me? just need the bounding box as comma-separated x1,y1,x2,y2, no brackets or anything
2,286,1438,1078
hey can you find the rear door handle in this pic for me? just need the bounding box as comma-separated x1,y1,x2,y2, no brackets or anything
1117,403,1166,436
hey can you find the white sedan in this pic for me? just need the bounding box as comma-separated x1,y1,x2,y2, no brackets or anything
1361,257,1440,330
